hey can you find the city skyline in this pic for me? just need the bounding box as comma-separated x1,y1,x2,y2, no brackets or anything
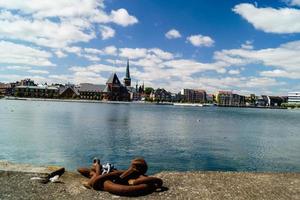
0,0,300,95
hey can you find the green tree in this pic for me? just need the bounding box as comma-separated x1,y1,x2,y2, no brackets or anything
144,87,154,95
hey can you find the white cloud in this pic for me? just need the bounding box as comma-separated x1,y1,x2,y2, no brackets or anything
119,48,148,59
28,69,49,74
5,66,32,70
0,11,95,48
0,0,105,19
215,40,300,79
109,9,138,27
83,54,101,62
260,69,300,79
186,34,215,47
0,40,54,66
99,25,115,40
70,64,124,74
64,46,82,56
215,41,300,74
103,46,117,56
148,48,174,60
0,1,138,48
84,48,103,54
54,50,67,58
165,29,181,39
233,3,300,34
118,47,174,61
286,0,300,6
228,69,240,75
241,40,254,50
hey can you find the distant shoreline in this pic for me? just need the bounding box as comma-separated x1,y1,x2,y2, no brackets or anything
1,96,291,109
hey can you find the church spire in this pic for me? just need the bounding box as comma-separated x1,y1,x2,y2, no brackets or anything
126,59,130,79
124,59,131,87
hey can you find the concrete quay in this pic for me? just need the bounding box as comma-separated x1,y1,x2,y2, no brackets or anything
0,161,299,200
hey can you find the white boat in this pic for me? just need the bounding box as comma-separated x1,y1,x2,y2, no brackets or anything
173,103,203,107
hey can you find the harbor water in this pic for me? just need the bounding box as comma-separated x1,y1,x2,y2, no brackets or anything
0,100,299,174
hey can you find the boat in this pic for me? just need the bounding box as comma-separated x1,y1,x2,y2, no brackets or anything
173,103,203,107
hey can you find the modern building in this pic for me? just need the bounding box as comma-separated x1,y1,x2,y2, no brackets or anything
15,85,59,98
216,91,245,107
180,89,206,103
288,92,300,104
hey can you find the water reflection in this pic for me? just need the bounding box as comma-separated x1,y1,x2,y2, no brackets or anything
0,100,299,173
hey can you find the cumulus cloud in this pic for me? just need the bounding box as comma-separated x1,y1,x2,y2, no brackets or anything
103,46,118,56
233,3,300,34
285,0,300,6
165,29,182,39
119,48,148,59
0,40,54,66
0,0,138,48
186,34,215,47
241,40,254,50
54,50,67,58
228,69,240,75
28,69,49,74
99,25,115,40
260,69,300,79
0,11,95,48
109,9,138,27
5,66,32,71
215,40,300,79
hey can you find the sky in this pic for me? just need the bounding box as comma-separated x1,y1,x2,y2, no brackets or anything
0,0,300,95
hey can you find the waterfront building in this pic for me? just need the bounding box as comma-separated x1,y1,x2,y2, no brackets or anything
15,85,59,98
288,92,300,104
216,91,245,107
256,95,269,107
0,83,12,96
255,95,286,107
20,79,35,86
102,73,130,101
206,94,214,103
150,88,172,102
180,89,206,103
269,96,286,107
78,83,105,100
59,85,79,99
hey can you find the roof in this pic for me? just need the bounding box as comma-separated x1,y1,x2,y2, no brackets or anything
126,86,137,93
78,83,105,92
106,73,121,85
102,85,110,93
59,86,79,95
15,85,58,90
218,91,233,95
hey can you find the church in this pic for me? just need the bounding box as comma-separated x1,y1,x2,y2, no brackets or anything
102,60,136,101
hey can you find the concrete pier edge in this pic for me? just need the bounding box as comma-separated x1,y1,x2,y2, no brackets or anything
0,161,299,200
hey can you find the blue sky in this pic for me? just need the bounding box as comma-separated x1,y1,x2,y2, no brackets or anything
0,0,300,95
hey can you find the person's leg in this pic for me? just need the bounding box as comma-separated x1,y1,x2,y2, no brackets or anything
77,167,92,178
83,160,102,188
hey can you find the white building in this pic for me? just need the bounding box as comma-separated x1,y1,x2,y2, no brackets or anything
288,92,300,104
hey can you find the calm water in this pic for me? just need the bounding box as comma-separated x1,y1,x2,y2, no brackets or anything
0,100,300,174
